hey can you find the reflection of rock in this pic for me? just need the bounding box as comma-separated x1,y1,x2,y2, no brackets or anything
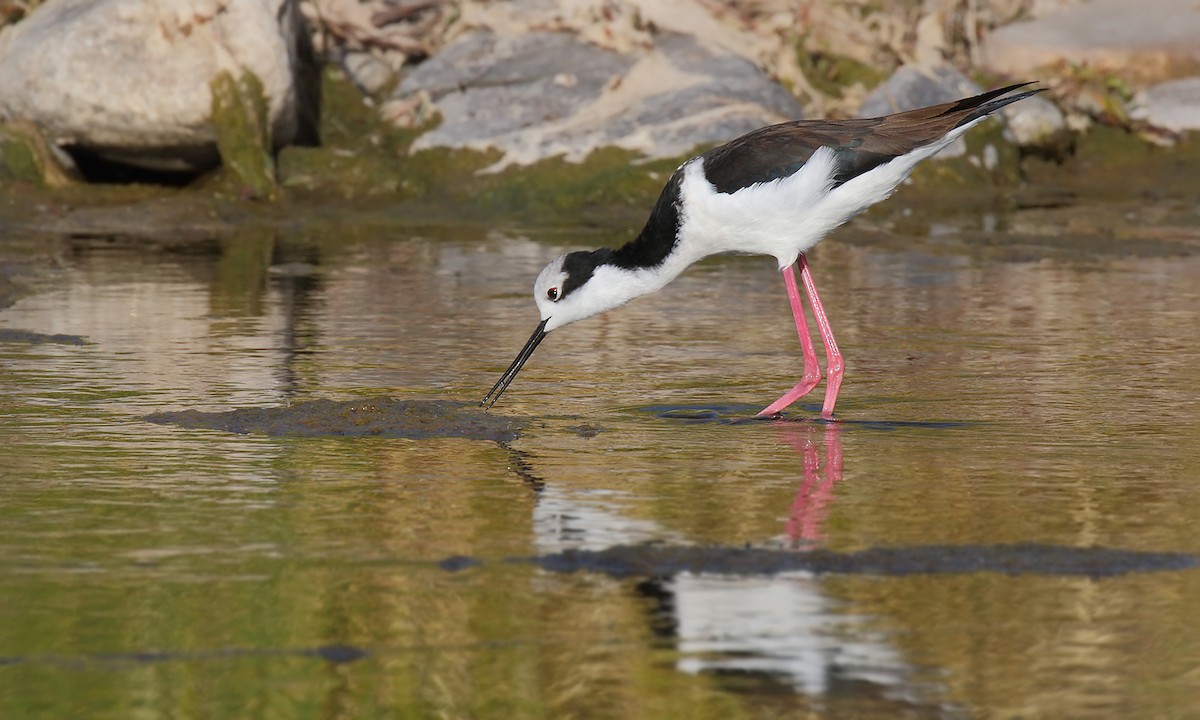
673,574,909,697
981,0,1200,84
1132,77,1200,133
0,0,319,174
392,29,803,171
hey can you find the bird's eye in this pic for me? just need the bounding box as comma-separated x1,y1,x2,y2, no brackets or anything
547,287,559,301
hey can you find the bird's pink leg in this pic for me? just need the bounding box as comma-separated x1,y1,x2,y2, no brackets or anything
798,254,844,419
758,262,822,416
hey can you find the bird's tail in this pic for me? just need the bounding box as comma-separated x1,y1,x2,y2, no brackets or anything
943,82,1044,128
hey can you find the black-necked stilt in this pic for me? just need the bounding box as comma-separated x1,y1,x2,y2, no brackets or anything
483,83,1041,418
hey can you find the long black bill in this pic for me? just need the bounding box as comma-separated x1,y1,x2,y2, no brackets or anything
481,319,549,409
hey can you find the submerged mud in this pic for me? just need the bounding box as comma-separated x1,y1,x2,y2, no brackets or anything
0,328,87,345
505,543,1195,579
0,643,368,669
145,397,522,442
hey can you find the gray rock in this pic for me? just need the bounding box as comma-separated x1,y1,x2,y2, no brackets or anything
858,66,982,157
1000,93,1070,156
858,65,982,117
400,31,632,146
393,30,803,170
0,0,319,173
982,0,1200,84
1132,77,1200,133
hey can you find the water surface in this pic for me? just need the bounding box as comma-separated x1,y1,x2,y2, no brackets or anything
2,200,1199,718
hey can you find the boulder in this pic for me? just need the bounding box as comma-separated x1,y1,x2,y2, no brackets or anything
1131,77,1200,133
858,65,1068,157
981,0,1200,84
858,65,982,117
999,94,1070,157
858,66,982,157
391,29,804,171
0,0,319,174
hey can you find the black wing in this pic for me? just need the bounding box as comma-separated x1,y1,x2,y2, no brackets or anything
700,83,1039,195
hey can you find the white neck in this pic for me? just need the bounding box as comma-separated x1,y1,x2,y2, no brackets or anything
594,246,700,308
542,245,703,331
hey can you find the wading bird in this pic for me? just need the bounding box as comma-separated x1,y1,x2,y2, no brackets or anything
483,83,1040,418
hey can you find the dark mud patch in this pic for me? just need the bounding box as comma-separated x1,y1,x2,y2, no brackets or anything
504,543,1194,579
0,643,367,669
566,422,606,438
0,328,88,345
647,404,973,430
145,396,522,442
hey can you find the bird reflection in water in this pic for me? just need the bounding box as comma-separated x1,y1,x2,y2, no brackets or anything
773,421,845,548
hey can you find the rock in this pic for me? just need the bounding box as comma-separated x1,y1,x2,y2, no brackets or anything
392,29,804,171
858,65,982,157
859,65,982,116
209,71,278,199
981,0,1200,84
0,0,319,174
999,93,1071,157
857,65,1067,158
1131,77,1200,133
340,51,398,97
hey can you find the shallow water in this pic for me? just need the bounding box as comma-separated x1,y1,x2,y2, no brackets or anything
2,200,1200,718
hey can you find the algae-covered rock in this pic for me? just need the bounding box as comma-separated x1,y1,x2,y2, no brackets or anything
0,120,79,186
0,0,318,174
210,71,277,200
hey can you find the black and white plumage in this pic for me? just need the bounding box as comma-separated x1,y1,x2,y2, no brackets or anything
483,83,1041,416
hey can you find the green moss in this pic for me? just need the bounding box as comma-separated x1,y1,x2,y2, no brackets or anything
0,121,77,187
453,149,680,222
209,70,276,200
277,69,435,200
1024,125,1200,201
795,45,888,99
906,120,1020,187
1,135,40,183
318,67,414,152
276,70,683,225
1073,124,1158,163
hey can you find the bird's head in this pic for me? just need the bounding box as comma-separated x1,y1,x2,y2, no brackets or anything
534,249,629,331
482,248,643,408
